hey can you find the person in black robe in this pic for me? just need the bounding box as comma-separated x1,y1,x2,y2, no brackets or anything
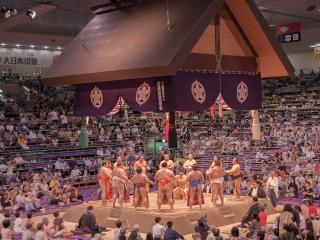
77,206,97,233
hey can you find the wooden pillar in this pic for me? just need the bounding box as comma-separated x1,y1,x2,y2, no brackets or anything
251,110,261,141
80,116,89,148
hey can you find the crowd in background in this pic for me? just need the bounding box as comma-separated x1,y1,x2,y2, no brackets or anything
0,70,319,239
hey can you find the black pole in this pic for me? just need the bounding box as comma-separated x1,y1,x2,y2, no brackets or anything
168,112,177,149
215,13,220,57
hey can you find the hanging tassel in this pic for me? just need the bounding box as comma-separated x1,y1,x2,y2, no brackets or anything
210,106,215,118
165,113,170,142
218,104,223,117
157,81,163,111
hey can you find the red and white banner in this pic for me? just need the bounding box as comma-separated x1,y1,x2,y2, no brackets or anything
276,22,301,43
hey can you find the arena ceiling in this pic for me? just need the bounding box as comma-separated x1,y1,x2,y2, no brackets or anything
0,0,319,52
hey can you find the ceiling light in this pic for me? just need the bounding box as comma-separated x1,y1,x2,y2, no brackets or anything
11,9,17,16
0,43,6,46
26,9,36,20
258,6,267,10
30,45,35,48
1,6,17,19
307,5,316,12
56,46,62,50
16,44,21,47
23,86,30,92
4,10,11,18
309,43,320,48
44,46,48,49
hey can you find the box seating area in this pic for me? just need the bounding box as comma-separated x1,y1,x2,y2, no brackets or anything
0,81,149,191
0,124,147,182
0,143,145,191
0,74,320,192
263,71,320,96
186,77,320,175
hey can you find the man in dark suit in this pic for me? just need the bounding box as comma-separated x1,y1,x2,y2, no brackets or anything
248,181,266,198
78,205,97,233
241,197,261,227
164,221,184,240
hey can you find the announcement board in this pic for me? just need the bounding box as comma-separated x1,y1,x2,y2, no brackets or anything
276,22,301,43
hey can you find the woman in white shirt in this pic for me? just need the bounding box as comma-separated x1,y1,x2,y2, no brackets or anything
14,212,25,233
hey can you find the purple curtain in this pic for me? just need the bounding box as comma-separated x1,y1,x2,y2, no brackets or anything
221,73,262,110
74,70,262,116
119,78,159,112
75,81,120,116
164,70,220,112
75,78,160,116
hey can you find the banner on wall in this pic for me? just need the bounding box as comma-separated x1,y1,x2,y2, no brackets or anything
0,55,38,65
276,22,301,43
315,47,320,61
0,47,61,67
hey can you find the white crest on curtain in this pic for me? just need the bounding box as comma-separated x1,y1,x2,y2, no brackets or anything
90,86,103,109
191,80,206,104
136,82,151,106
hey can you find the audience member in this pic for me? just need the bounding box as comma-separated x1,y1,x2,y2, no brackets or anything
14,211,25,233
241,197,260,227
164,221,184,240
34,223,49,240
1,219,13,240
152,217,165,239
22,222,35,240
278,204,294,236
78,205,97,233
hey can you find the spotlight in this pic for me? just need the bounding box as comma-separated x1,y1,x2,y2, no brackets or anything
16,44,21,47
26,9,36,20
0,43,6,46
56,46,62,50
30,45,35,48
44,46,48,49
309,43,320,48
